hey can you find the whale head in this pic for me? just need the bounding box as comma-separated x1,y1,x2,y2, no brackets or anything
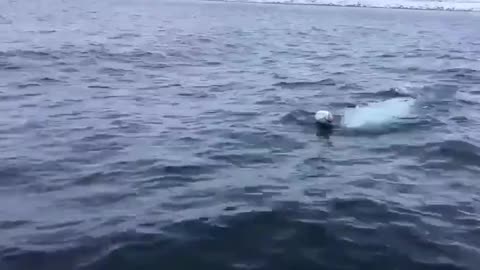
315,110,334,125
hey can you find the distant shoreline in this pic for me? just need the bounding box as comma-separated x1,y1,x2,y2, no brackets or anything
205,0,478,12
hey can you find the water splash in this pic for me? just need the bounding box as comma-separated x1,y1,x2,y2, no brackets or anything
342,97,416,129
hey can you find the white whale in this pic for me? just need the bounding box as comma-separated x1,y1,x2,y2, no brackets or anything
314,110,334,125
315,97,416,129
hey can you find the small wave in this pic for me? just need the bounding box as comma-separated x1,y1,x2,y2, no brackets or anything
442,68,478,74
136,63,169,70
378,53,397,58
437,54,471,60
3,65,21,70
430,140,480,167
17,83,41,89
209,153,275,166
0,15,12,24
160,164,218,176
73,203,470,270
440,68,480,83
255,94,283,105
274,78,336,89
205,61,222,66
198,37,213,43
3,50,60,61
417,84,458,103
36,77,63,83
338,83,363,91
177,91,211,98
273,73,288,80
457,93,480,105
450,116,469,123
280,109,316,126
87,48,166,64
88,85,112,89
221,130,305,152
65,191,136,208
108,33,141,40
60,67,79,73
329,101,357,109
98,67,132,76
38,30,57,34
0,220,31,230
354,87,413,99
373,139,480,169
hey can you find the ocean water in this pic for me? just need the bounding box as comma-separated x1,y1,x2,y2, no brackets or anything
1,0,480,269
219,0,480,11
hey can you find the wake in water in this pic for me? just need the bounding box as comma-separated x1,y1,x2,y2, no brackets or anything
341,97,416,129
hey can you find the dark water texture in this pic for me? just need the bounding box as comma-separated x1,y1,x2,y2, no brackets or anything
1,0,480,269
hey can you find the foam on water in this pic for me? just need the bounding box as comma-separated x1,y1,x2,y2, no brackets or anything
341,97,416,129
219,0,480,11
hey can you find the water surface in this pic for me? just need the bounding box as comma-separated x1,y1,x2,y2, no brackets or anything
1,1,480,269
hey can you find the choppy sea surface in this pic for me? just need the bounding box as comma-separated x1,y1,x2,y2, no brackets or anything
1,0,480,269
218,0,480,11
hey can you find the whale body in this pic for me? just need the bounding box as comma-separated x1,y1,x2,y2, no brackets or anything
315,97,416,130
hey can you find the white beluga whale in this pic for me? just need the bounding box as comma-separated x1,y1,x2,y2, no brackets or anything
315,97,417,131
314,110,334,125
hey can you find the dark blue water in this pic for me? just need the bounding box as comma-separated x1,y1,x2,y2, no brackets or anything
1,0,480,269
